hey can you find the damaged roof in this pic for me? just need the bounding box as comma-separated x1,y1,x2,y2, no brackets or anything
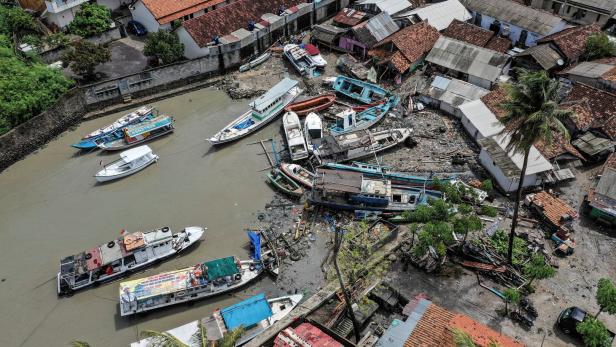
562,83,616,140
529,191,577,228
571,132,614,156
538,24,601,62
142,0,226,24
460,0,565,35
356,0,413,15
442,20,511,53
515,44,564,70
395,0,472,31
426,36,509,82
478,133,553,177
353,11,400,48
333,8,368,27
183,0,302,47
314,169,363,193
426,76,490,108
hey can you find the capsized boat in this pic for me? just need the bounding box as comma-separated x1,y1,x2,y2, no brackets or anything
312,128,412,164
330,95,399,135
309,168,444,212
72,106,157,149
98,115,174,151
280,162,315,188
304,112,323,152
130,293,303,347
267,168,303,198
332,75,390,104
119,232,274,316
303,43,327,68
284,93,336,117
283,112,309,161
323,162,455,187
283,44,317,76
94,145,158,182
239,51,271,72
57,226,205,296
209,78,302,145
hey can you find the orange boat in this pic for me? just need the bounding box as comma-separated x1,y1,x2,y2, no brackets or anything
284,93,336,116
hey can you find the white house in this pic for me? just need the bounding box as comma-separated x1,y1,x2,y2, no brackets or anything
43,0,89,28
459,99,504,142
394,0,472,31
460,0,568,47
130,0,232,34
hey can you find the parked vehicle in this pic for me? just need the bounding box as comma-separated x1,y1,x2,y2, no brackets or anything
208,78,302,145
57,226,205,296
127,20,147,36
282,112,309,161
284,93,336,117
98,116,174,151
557,307,616,343
94,145,158,182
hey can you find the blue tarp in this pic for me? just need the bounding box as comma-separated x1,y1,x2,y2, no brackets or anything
247,231,261,260
221,293,272,330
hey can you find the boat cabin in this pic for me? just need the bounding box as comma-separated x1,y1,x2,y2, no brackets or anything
332,109,357,133
333,76,388,104
122,116,174,144
250,78,299,121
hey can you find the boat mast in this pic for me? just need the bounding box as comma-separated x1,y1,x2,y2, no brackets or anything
366,129,385,180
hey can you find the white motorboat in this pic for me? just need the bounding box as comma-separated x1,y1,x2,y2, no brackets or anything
282,112,309,161
304,112,323,152
94,145,158,182
283,44,317,76
239,51,271,72
280,162,315,188
304,43,327,69
208,78,302,145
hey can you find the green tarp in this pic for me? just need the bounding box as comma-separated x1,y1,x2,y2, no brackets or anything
203,256,239,280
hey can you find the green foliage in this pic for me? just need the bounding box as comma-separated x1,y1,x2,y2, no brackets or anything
523,254,555,285
458,203,473,215
480,179,493,192
585,33,616,61
489,230,527,265
335,222,390,283
44,32,70,49
402,199,451,223
69,342,91,347
220,326,246,347
62,40,110,77
596,278,616,317
68,3,111,37
140,330,188,347
0,5,38,38
453,215,482,235
0,46,72,134
503,287,520,305
144,30,185,65
480,205,498,217
577,318,611,347
429,198,451,221
412,221,454,258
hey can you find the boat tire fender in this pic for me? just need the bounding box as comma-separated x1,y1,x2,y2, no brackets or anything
107,241,115,248
162,227,170,232
85,253,92,260
249,264,256,271
235,273,242,280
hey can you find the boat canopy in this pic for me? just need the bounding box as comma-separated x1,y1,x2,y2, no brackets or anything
203,256,239,280
120,145,152,162
251,78,298,112
125,116,172,138
247,231,261,261
221,293,273,330
120,267,193,300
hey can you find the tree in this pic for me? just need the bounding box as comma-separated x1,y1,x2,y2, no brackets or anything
480,179,493,192
144,30,185,65
523,254,555,287
138,320,244,347
62,40,110,78
499,70,573,264
503,287,520,315
68,3,111,37
453,205,482,243
0,5,39,39
577,318,611,347
333,227,362,342
595,278,616,318
585,33,616,61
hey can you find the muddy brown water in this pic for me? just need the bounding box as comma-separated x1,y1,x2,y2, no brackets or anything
0,89,283,347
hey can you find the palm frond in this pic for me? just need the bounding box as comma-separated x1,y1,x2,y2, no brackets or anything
451,328,477,347
220,326,246,347
70,341,91,347
140,330,189,347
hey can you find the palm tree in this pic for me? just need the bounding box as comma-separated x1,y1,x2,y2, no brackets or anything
139,320,244,347
499,69,573,264
70,342,91,347
333,227,362,342
452,328,502,347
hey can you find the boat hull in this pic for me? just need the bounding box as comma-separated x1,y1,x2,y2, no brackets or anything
284,93,336,116
94,154,158,182
98,127,174,151
267,169,303,197
280,163,314,188
239,52,271,72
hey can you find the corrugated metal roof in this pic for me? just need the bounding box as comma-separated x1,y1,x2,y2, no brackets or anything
395,0,472,31
353,11,400,47
357,0,412,15
515,44,563,70
427,77,489,107
566,62,615,79
574,0,616,11
459,99,504,138
460,0,564,35
426,36,509,82
478,133,553,177
250,78,298,112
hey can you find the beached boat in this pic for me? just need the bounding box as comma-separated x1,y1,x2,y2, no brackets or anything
332,75,390,104
312,128,412,164
57,226,205,296
72,106,157,150
329,95,399,136
239,51,271,72
309,168,444,212
267,168,303,198
283,44,317,76
94,145,158,182
119,233,270,316
209,78,302,145
130,293,303,347
303,43,327,68
284,93,336,117
323,162,455,187
283,112,309,161
280,162,315,188
304,112,323,152
98,116,174,151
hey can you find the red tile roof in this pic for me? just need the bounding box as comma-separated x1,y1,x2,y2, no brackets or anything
142,0,226,25
442,20,493,47
480,85,508,119
485,36,512,53
603,152,616,172
563,83,616,139
332,8,367,27
183,0,302,47
529,191,577,228
369,21,440,74
449,314,523,347
274,323,342,347
538,24,601,62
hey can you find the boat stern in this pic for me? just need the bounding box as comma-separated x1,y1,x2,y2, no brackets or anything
182,226,206,247
71,139,99,150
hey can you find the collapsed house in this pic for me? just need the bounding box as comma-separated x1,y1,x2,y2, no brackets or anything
441,19,512,53
393,0,472,31
339,11,400,57
420,76,489,117
586,153,616,225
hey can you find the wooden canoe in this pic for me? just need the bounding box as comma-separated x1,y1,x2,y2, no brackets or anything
280,162,315,188
267,169,303,198
284,93,336,117
352,99,386,112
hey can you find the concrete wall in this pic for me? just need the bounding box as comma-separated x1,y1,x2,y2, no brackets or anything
468,75,493,89
84,24,122,45
45,6,80,28
530,0,611,26
97,0,130,11
479,149,541,192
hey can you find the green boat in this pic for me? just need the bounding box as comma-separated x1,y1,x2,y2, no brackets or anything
267,169,303,198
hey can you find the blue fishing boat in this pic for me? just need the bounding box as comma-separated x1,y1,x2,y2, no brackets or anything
98,115,174,151
323,162,455,188
332,75,390,104
72,106,157,150
329,95,399,135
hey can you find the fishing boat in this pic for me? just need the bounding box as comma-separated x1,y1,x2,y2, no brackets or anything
283,44,317,76
267,168,303,198
312,128,412,164
304,112,323,152
309,168,444,212
239,51,271,72
119,233,271,316
284,93,336,117
303,43,327,68
209,78,302,145
94,145,158,182
332,75,389,104
72,106,157,150
97,116,174,151
336,54,369,80
283,112,309,161
130,293,303,347
280,162,315,188
329,95,399,135
323,162,455,187
57,226,205,296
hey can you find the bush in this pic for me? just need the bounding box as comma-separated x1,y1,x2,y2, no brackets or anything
480,205,498,217
69,3,111,37
144,30,184,65
585,33,616,61
577,318,611,347
489,230,527,265
480,179,493,192
62,40,110,78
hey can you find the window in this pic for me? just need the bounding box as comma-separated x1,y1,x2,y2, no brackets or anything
566,5,571,14
597,13,602,22
474,13,482,26
183,13,194,21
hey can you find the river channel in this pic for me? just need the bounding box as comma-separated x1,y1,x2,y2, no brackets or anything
0,88,281,347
